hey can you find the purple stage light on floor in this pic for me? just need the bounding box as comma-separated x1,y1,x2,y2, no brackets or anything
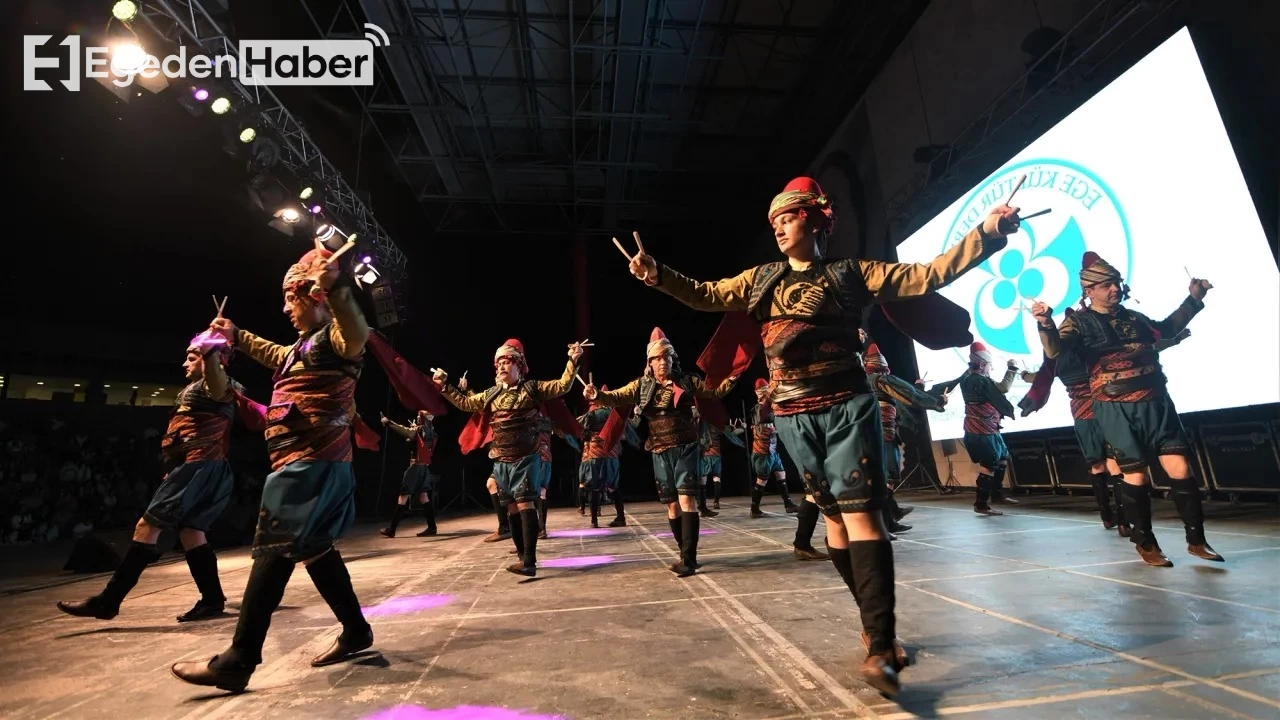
540,555,616,568
547,528,614,538
363,705,568,720
652,528,719,539
361,594,453,618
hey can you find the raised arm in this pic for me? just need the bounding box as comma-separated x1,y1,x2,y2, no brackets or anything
591,379,642,409
859,225,1004,303
384,420,416,439
1150,296,1204,340
649,265,755,312
1035,309,1081,360
994,363,1018,394
531,359,580,400
328,285,371,360
871,373,945,411
692,376,736,399
980,376,1017,418
440,384,488,413
232,328,289,370
202,354,231,401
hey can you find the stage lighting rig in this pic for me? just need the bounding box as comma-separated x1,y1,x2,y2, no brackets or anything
210,97,231,114
354,256,381,287
112,1,139,22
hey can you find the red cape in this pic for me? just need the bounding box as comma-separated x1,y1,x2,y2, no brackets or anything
366,332,449,416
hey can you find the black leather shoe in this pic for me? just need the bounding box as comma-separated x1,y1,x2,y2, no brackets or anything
699,507,718,518
177,600,227,623
608,516,626,527
506,563,536,577
311,626,374,667
416,527,437,537
171,657,252,692
886,521,912,534
669,561,696,577
57,597,118,620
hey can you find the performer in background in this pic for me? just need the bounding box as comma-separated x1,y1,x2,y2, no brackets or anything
174,245,375,690
578,385,640,528
582,328,736,577
696,409,742,516
1034,252,1220,566
932,342,1018,515
861,342,948,534
614,175,1020,695
379,410,439,538
59,330,241,624
746,379,799,517
433,338,584,576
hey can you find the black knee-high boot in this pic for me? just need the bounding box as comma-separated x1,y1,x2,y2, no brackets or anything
222,554,295,669
177,543,227,622
514,507,540,574
536,498,548,538
417,501,437,536
712,479,721,505
974,474,995,512
1111,476,1130,532
1169,477,1222,560
306,549,374,666
827,543,857,603
578,485,587,513
849,540,897,658
58,540,160,618
1091,473,1115,526
382,503,408,537
672,511,698,576
991,464,1013,503
777,478,797,512
668,516,683,549
1120,482,1158,550
609,494,627,527
750,484,765,515
172,553,296,691
794,498,821,552
509,511,525,558
588,489,601,527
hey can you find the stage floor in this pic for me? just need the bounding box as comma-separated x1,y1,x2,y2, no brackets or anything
3,492,1278,719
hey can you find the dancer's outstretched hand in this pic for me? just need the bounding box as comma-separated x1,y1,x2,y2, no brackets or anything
613,231,657,285
583,383,598,400
209,317,237,342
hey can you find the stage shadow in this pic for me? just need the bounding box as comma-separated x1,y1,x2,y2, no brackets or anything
180,688,252,703
56,624,209,639
1191,565,1229,576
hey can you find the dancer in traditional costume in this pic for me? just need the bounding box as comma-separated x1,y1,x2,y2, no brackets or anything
696,411,741,516
578,385,640,528
612,176,1021,694
745,379,800,517
432,339,584,576
582,328,736,576
1033,253,1220,566
59,330,241,623
861,343,948,534
932,343,1019,515
173,245,375,690
379,410,439,538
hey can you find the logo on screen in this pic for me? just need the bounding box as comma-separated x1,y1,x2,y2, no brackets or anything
942,158,1132,357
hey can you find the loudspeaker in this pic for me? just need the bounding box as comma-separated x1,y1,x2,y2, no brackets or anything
1007,438,1055,488
63,534,122,573
1199,422,1280,493
1047,433,1092,489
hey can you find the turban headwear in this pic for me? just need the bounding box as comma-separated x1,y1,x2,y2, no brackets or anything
767,176,835,230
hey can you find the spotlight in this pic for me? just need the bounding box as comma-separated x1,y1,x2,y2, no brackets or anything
315,223,338,242
192,87,209,101
309,204,322,214
211,97,231,114
354,258,381,286
239,127,256,143
362,256,372,264
112,1,138,22
280,207,301,224
110,41,147,75
299,186,314,200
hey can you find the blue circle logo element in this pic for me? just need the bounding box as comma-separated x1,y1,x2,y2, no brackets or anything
941,158,1133,357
